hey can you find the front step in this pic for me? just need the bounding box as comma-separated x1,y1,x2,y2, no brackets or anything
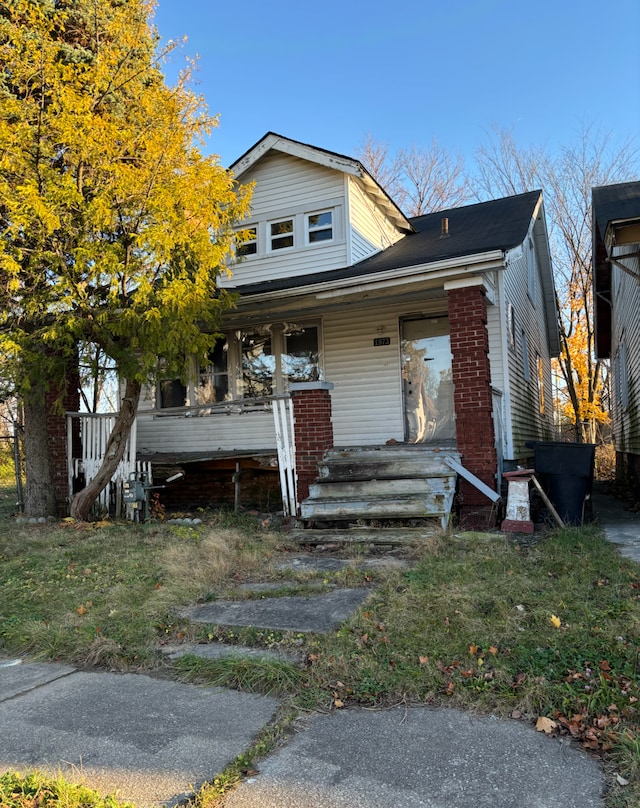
301,446,459,530
289,527,440,545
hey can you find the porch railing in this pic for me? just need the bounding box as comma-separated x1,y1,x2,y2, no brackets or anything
67,394,298,518
66,412,150,518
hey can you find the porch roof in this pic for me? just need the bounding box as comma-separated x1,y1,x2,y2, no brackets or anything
229,190,543,298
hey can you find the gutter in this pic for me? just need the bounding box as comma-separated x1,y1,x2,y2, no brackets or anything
233,250,507,305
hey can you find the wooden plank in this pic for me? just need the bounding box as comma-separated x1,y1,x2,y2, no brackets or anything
530,474,565,528
443,455,501,503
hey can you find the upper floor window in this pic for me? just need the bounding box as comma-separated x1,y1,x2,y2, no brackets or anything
236,226,257,258
270,219,294,251
307,211,333,244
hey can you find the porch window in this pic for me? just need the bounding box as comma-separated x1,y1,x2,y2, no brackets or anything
306,211,333,244
241,330,274,397
282,325,321,383
195,339,229,404
270,219,294,251
159,378,187,409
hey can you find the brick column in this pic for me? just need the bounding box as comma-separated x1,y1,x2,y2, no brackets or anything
447,285,498,528
289,381,334,507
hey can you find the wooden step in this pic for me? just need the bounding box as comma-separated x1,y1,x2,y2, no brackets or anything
300,492,451,522
317,448,459,482
307,476,455,499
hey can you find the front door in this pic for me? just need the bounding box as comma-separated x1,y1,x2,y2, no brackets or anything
401,316,455,444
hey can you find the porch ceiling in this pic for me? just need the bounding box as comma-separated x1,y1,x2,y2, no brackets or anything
223,280,450,326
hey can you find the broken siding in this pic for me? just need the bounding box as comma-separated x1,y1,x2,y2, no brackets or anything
223,152,348,287
611,248,640,454
504,242,554,460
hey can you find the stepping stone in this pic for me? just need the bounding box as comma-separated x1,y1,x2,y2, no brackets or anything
181,588,371,633
161,642,304,664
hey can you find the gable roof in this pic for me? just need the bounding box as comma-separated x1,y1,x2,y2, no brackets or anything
231,189,545,296
230,131,413,234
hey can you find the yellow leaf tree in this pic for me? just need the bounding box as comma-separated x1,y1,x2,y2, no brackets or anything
0,0,251,518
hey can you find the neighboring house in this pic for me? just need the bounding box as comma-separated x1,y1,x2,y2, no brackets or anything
64,133,559,527
593,181,640,498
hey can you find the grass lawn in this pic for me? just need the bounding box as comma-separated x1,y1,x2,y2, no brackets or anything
0,490,638,807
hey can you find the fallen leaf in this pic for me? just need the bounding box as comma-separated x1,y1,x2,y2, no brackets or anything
535,716,558,734
616,774,630,787
489,645,498,655
599,660,612,671
550,614,561,629
333,698,344,709
418,655,429,666
76,605,87,615
469,644,479,656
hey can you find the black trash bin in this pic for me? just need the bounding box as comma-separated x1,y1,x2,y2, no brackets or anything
529,442,596,526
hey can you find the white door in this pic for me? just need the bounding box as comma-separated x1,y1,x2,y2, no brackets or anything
401,317,456,444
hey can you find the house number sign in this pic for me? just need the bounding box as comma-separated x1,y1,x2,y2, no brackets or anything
373,337,391,346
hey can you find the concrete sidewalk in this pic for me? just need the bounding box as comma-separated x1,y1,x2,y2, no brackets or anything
0,658,605,808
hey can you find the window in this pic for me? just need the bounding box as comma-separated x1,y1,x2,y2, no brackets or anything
521,329,530,382
159,378,187,409
241,330,274,397
236,226,257,258
157,323,323,409
196,339,229,404
307,211,333,244
536,353,545,414
507,303,515,349
270,219,294,251
282,325,321,383
617,336,629,411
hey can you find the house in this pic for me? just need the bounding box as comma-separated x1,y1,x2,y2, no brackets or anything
120,133,559,528
593,181,640,499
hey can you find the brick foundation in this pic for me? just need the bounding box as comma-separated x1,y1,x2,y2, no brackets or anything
290,382,334,507
448,285,498,528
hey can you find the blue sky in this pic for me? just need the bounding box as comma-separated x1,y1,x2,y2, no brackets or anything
153,0,640,172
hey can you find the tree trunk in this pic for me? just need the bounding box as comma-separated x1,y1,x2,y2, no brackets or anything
70,378,141,521
23,396,57,517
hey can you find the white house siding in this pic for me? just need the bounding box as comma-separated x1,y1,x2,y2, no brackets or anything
611,248,640,455
323,299,447,446
221,152,349,287
347,177,405,263
503,241,555,460
135,409,277,455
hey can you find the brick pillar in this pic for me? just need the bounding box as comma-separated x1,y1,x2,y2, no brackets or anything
45,370,81,516
448,285,498,528
289,382,334,507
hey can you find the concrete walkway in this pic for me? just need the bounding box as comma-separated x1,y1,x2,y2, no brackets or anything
1,488,637,807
